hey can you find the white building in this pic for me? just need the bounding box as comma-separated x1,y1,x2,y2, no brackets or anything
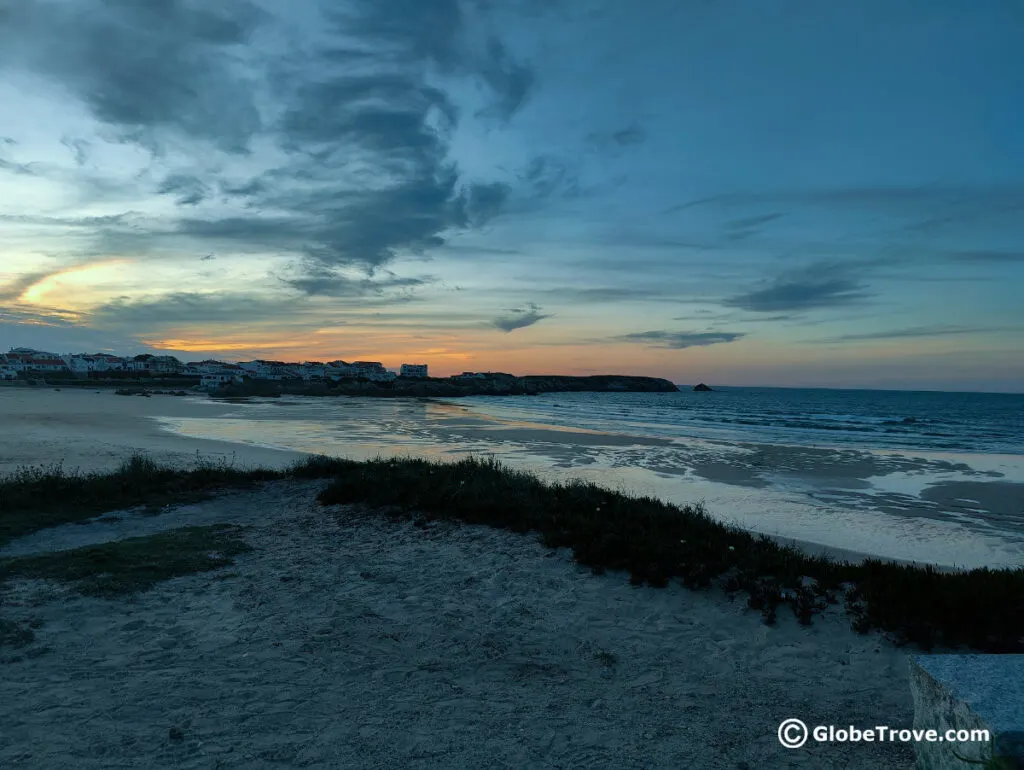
451,371,486,383
200,372,243,390
23,356,69,373
400,363,428,378
349,361,395,381
149,355,182,374
0,365,17,380
238,360,299,380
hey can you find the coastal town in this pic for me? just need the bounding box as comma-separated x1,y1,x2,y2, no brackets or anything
0,346,681,397
0,347,441,389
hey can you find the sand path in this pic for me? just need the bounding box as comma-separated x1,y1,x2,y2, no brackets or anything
1,481,915,769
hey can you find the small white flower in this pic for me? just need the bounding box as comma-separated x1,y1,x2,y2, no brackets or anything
728,546,735,551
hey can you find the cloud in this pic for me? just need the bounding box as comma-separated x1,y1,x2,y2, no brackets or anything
724,262,871,312
536,287,675,303
0,157,43,177
88,292,301,328
725,213,783,230
611,123,646,146
0,271,62,302
279,265,432,298
165,1,524,273
474,37,534,121
815,325,1011,343
949,251,1024,264
491,303,551,332
616,330,745,349
157,174,210,207
0,0,266,153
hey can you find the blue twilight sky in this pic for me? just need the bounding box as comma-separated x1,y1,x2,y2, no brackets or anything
1,0,1022,390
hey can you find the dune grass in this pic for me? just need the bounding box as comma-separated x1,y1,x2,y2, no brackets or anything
0,452,349,546
314,455,1024,654
0,524,251,597
1,452,1021,652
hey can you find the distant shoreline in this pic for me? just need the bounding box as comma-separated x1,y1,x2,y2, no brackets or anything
0,373,680,398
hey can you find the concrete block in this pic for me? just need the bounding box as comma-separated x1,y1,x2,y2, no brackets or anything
910,655,1023,769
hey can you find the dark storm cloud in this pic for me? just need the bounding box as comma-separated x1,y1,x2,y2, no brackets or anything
724,262,872,313
0,0,265,153
491,303,551,332
616,331,745,349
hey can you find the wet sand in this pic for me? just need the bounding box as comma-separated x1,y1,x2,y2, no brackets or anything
0,388,305,474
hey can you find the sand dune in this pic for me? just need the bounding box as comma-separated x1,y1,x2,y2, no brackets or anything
1,481,915,769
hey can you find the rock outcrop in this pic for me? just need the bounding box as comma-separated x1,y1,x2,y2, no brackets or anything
213,374,680,399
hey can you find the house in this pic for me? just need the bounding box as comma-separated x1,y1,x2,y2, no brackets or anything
61,354,96,376
0,365,17,380
200,372,243,390
187,360,230,374
4,349,62,373
238,360,298,380
128,354,154,372
149,355,182,374
451,371,486,382
92,354,127,372
399,363,428,378
0,354,26,372
299,362,335,381
23,356,69,373
350,361,395,381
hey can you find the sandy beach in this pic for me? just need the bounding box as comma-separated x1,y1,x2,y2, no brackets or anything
4,387,1019,569
0,479,917,769
0,388,307,474
2,386,1019,766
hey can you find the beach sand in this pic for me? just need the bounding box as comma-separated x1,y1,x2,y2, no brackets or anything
0,388,306,474
0,480,916,769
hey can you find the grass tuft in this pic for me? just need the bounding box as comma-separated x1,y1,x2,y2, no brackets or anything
0,524,251,597
0,452,336,546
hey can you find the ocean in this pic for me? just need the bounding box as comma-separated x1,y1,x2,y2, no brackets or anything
156,386,1024,569
448,387,1024,455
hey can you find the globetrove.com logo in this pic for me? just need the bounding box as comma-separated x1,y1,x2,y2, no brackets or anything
777,718,990,749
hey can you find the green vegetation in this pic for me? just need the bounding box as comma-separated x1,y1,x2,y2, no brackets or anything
315,455,1024,654
0,454,279,545
0,452,354,547
1,452,1021,652
0,524,251,597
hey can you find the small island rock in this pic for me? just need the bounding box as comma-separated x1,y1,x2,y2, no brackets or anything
693,383,713,392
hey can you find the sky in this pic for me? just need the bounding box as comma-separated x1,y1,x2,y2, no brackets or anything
1,0,1022,392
